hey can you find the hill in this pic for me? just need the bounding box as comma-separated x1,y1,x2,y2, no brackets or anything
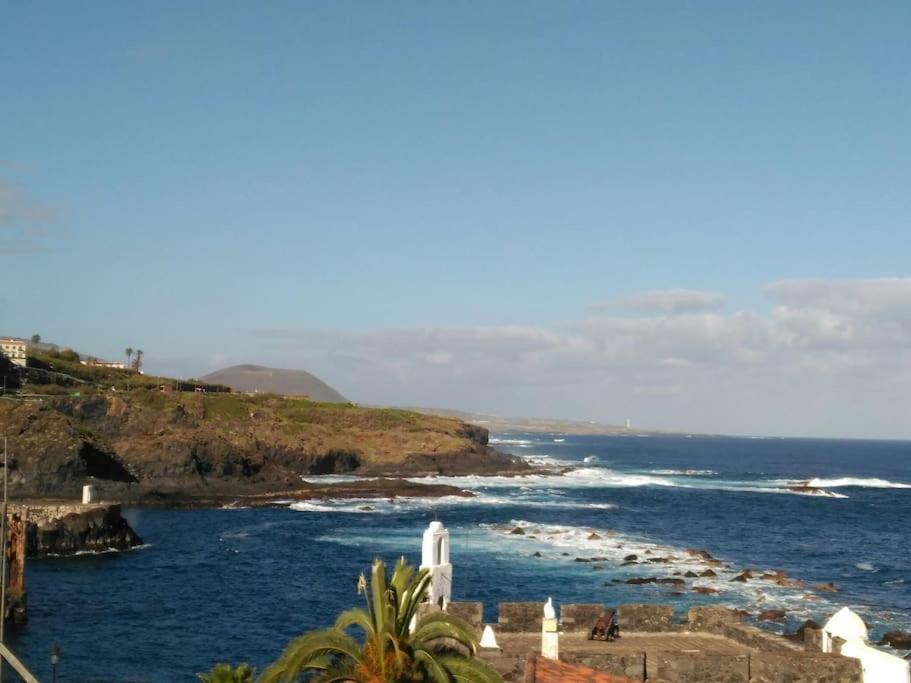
201,364,347,403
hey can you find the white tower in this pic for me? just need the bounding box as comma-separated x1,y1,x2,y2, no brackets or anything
541,597,559,660
420,520,452,608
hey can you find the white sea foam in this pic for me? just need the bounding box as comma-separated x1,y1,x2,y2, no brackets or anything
289,493,618,514
489,438,535,447
408,468,852,500
480,520,838,623
649,469,717,476
804,477,911,489
856,562,877,572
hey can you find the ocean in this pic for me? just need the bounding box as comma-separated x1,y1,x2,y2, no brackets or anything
10,434,911,681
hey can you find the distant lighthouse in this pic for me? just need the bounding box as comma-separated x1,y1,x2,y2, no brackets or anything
420,520,452,608
626,417,631,430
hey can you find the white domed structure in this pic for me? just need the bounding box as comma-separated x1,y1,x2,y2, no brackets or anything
819,606,909,683
823,606,869,651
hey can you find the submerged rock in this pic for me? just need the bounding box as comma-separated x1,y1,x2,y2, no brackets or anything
815,582,838,593
731,571,753,583
509,527,525,535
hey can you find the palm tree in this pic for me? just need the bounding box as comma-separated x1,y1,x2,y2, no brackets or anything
260,557,501,683
197,663,255,683
134,349,144,372
125,347,133,369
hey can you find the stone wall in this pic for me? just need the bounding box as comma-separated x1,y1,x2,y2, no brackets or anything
618,604,676,632
560,603,606,633
750,652,863,683
719,622,803,654
649,653,749,683
569,652,645,680
686,605,740,632
497,602,543,633
803,625,823,651
446,601,483,632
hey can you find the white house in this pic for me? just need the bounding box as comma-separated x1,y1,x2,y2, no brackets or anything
822,607,909,683
0,338,27,367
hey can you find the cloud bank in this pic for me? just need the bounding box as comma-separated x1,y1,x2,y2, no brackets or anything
242,278,911,439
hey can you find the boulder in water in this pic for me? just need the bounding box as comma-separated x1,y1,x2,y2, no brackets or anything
731,571,753,583
759,609,787,622
815,582,838,593
880,631,911,649
509,527,525,535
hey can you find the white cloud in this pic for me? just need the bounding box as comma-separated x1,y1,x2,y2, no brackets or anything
598,288,727,315
243,279,911,438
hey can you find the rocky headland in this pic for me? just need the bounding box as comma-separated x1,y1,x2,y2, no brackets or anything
0,391,529,505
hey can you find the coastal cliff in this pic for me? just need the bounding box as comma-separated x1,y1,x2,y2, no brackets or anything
0,392,527,502
23,504,144,557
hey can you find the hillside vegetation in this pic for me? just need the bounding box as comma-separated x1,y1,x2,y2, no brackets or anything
0,384,526,501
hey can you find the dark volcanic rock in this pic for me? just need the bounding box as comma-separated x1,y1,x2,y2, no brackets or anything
624,554,638,561
732,571,753,583
510,527,526,535
815,582,838,593
759,609,787,622
700,569,717,578
880,631,911,649
26,505,143,558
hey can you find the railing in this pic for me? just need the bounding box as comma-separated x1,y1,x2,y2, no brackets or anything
0,643,39,683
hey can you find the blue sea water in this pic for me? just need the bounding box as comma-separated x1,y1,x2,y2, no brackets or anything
10,434,911,682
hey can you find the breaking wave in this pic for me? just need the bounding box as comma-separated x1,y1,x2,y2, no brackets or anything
804,477,911,489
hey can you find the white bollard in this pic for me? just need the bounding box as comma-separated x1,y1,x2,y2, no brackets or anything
480,625,499,649
542,597,559,660
82,484,94,505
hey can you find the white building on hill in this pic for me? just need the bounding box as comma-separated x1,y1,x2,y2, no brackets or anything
0,338,27,367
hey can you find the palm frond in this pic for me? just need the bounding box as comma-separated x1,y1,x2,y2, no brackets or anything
414,614,480,654
312,659,364,683
436,653,502,683
259,629,363,683
334,607,374,636
413,650,451,683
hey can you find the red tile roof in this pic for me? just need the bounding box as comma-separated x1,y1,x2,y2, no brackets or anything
524,655,638,683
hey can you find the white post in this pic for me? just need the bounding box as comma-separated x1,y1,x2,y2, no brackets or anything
541,597,559,660
420,521,452,609
82,485,94,505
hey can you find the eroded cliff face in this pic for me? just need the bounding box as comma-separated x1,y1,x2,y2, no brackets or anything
0,392,527,499
23,504,144,558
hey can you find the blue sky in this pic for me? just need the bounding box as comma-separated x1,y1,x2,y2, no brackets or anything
3,2,910,437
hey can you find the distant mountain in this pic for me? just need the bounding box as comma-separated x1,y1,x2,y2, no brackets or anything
200,364,348,403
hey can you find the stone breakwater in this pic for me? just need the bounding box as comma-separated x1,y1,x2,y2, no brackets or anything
18,504,144,557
